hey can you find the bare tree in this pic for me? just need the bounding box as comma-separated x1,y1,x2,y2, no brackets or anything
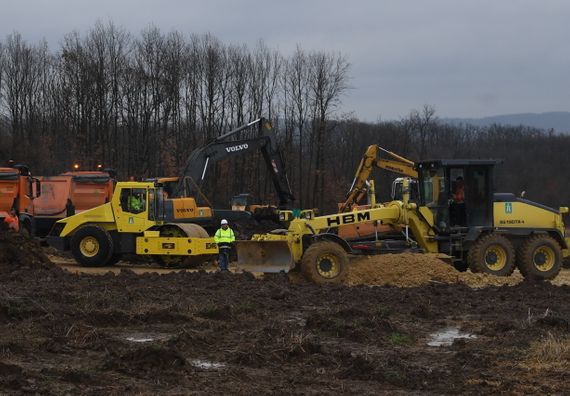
2,33,49,163
195,33,227,140
401,104,437,159
283,46,311,207
307,51,350,208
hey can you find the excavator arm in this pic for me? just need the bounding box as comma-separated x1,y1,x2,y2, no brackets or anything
339,145,417,212
172,118,295,209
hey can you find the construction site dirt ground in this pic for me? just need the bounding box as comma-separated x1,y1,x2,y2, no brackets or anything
3,231,570,394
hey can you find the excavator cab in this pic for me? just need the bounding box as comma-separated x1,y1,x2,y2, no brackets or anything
391,177,419,201
416,160,497,232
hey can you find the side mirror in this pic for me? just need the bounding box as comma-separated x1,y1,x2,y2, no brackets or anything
520,191,526,198
35,179,41,198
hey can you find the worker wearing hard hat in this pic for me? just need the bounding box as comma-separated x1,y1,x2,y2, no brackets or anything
214,219,235,271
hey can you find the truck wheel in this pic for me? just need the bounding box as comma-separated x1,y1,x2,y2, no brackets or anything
70,225,114,267
517,235,561,281
467,233,516,276
153,223,210,268
301,241,348,284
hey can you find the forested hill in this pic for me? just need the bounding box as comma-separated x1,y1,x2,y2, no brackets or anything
444,112,570,133
1,24,569,213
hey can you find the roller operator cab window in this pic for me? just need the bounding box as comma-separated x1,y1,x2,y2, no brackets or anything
120,188,147,214
148,188,163,221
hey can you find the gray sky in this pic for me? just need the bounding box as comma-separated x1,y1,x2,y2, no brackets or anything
2,0,569,121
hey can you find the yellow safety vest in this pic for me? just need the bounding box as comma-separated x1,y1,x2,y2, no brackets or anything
214,227,235,244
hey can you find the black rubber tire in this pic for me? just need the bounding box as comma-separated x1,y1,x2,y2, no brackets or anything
70,225,114,267
467,233,516,276
301,241,348,284
517,235,562,281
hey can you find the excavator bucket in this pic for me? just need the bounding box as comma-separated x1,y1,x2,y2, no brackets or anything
235,240,294,273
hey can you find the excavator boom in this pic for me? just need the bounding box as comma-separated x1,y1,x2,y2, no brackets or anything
172,118,295,209
340,145,416,212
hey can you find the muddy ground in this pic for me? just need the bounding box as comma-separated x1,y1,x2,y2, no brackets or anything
2,231,570,394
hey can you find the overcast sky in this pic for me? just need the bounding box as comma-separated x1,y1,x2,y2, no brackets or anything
1,0,569,121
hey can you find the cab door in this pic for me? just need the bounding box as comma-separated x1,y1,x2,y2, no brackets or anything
115,187,152,233
464,166,493,227
419,166,449,230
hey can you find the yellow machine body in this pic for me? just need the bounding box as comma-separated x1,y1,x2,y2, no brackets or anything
236,192,439,274
493,201,570,257
47,182,217,266
170,197,212,219
237,170,569,284
136,231,218,256
494,202,565,230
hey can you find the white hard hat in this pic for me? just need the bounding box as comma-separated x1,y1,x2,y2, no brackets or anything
221,219,228,225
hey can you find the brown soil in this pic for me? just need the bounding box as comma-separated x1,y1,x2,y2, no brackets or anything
347,253,523,288
0,229,62,275
2,233,570,394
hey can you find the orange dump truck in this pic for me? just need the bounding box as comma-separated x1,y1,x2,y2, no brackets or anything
33,171,115,237
0,165,41,235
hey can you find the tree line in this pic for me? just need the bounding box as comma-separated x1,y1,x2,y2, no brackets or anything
0,22,569,213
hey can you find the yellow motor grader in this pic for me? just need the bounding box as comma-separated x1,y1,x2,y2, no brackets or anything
236,159,570,283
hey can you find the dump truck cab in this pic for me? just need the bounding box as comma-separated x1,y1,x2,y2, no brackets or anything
0,165,41,235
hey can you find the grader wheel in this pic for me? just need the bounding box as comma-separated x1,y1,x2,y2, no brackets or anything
517,235,562,281
153,223,210,268
70,225,114,267
467,233,516,276
301,241,348,284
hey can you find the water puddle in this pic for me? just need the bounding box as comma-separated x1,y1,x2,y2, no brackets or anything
123,333,170,343
125,336,154,343
190,359,226,370
284,312,307,326
427,327,476,347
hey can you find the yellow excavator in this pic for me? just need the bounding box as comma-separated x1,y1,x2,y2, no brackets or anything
339,145,417,212
237,159,570,283
337,145,418,249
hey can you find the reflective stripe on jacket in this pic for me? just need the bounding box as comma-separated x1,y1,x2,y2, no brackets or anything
214,227,235,244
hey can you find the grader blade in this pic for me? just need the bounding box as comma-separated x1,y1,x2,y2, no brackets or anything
235,240,294,273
